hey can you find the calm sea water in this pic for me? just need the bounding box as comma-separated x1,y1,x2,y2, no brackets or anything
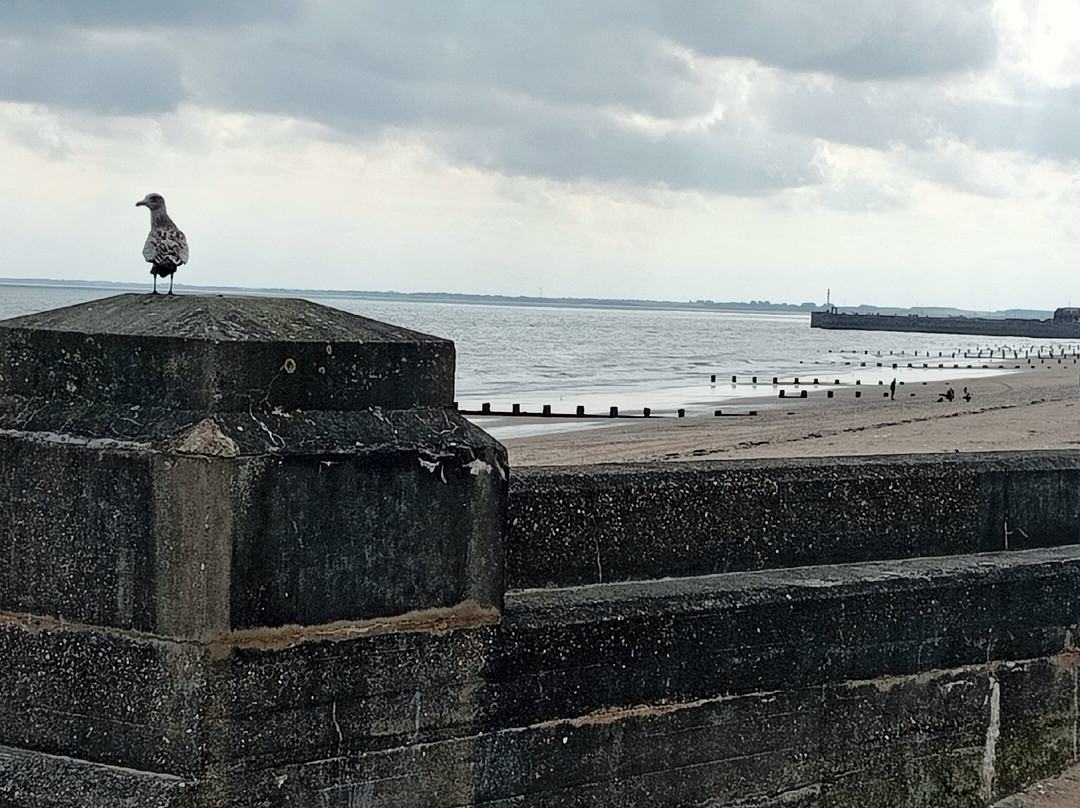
0,284,1065,423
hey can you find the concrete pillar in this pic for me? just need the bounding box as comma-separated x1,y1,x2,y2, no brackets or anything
0,294,507,803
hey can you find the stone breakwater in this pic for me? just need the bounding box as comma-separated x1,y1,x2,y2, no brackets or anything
1,295,1080,807
811,309,1080,339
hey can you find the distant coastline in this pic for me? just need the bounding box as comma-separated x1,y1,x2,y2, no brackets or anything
0,277,1052,319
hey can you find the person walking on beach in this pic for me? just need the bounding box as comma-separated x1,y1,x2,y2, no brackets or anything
889,378,896,400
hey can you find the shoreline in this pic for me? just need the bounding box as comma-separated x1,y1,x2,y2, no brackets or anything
498,360,1080,467
467,363,1024,440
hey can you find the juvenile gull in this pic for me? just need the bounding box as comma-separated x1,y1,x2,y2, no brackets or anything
136,193,188,295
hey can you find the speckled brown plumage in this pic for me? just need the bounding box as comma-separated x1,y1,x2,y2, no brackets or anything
136,193,188,294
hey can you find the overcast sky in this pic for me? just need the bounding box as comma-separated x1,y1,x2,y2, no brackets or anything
2,1,1080,309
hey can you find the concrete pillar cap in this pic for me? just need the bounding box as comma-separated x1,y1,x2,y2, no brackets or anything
0,294,455,411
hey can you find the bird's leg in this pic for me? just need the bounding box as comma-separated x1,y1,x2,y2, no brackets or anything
152,273,158,295
168,274,174,295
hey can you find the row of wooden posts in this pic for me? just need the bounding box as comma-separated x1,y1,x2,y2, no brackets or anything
832,347,1080,358
456,402,691,419
714,353,1076,386
457,353,1077,420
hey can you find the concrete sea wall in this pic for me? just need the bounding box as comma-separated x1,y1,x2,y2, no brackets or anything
2,295,1080,806
507,453,1080,588
810,310,1080,339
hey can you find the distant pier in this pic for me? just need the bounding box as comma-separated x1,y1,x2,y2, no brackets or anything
811,307,1080,339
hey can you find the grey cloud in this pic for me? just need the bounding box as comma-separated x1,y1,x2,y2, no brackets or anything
177,1,1005,196
180,5,820,192
770,80,953,152
199,5,715,121
196,33,804,195
439,117,822,194
772,73,1080,169
956,86,1080,162
652,0,998,80
0,32,183,114
0,1,1018,195
0,1,297,29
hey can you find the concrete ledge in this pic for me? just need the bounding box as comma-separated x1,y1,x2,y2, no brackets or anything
0,745,194,808
493,546,1080,728
508,451,1080,589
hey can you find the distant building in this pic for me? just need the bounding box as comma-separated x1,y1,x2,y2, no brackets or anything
1053,307,1080,323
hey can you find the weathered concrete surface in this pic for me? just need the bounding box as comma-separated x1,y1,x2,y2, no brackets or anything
493,548,1080,729
0,295,506,634
508,451,1080,589
2,548,1080,805
0,414,504,634
0,744,195,808
0,293,454,411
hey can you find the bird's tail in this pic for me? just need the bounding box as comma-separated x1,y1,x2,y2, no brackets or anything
151,262,178,277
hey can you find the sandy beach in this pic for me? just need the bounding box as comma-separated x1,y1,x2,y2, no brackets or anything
498,358,1080,466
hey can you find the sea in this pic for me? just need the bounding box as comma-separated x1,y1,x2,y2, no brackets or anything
1,283,1068,439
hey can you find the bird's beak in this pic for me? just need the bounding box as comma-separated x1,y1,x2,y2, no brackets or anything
136,199,146,207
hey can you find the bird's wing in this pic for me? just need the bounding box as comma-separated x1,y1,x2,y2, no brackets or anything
144,226,189,265
175,228,189,264
142,234,156,263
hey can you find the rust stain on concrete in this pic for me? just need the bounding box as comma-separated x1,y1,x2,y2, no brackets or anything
207,601,501,657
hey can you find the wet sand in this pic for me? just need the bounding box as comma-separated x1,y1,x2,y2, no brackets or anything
500,360,1080,466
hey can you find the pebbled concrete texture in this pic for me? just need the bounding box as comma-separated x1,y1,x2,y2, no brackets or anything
508,451,1080,589
0,744,196,808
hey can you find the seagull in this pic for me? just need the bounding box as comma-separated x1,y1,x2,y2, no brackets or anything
136,193,188,295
